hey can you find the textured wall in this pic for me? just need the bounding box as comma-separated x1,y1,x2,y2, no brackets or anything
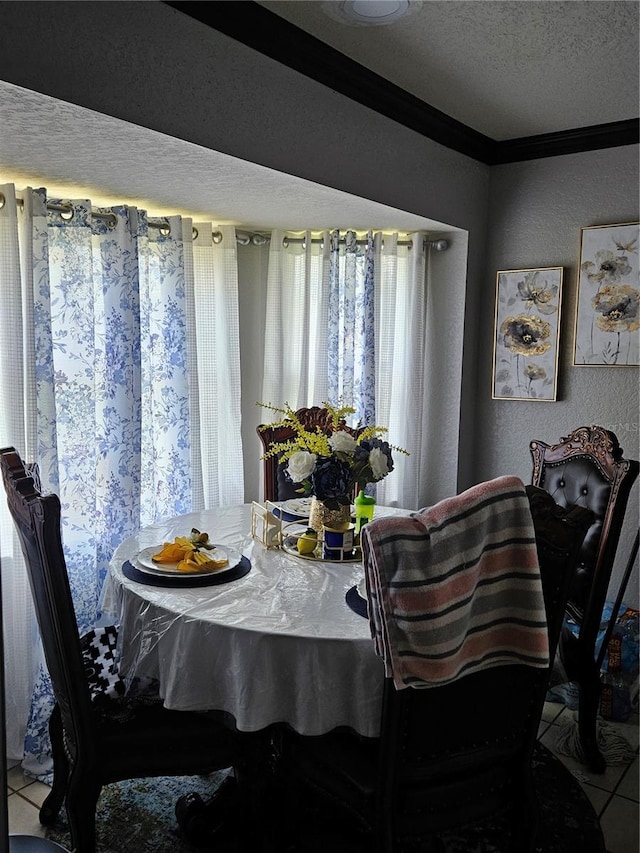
475,145,639,603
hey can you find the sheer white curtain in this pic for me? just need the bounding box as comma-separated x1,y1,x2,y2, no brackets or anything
261,229,430,510
189,223,244,509
374,234,429,509
0,184,47,759
261,229,330,407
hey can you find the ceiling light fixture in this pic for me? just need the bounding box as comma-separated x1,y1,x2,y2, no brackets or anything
323,0,416,26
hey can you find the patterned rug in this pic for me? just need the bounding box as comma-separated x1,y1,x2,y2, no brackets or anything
45,743,605,852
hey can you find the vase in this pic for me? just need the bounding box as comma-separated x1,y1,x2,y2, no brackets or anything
308,497,351,534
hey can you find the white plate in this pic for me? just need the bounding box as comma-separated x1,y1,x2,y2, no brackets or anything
357,577,368,600
136,544,242,576
277,497,356,521
278,498,313,519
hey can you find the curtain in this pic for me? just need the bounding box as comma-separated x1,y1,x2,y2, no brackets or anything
261,229,428,510
0,184,243,774
190,224,244,508
328,230,376,426
374,233,428,509
261,229,330,407
0,184,48,767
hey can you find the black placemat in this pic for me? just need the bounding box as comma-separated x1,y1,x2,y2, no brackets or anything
122,556,251,588
346,584,368,618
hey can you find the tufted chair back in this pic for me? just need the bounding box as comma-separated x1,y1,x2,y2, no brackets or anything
529,425,638,774
530,425,638,629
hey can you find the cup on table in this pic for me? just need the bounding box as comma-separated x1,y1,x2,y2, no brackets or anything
323,523,355,560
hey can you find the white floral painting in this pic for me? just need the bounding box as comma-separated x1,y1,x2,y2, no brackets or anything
492,267,563,401
574,222,639,366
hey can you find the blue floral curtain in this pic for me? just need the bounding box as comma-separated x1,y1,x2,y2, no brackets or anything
327,230,376,425
0,187,243,778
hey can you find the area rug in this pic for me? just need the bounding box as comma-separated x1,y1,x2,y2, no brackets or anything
45,771,231,853
45,743,605,852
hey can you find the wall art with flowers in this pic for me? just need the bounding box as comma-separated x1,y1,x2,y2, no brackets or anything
574,222,639,367
492,267,563,401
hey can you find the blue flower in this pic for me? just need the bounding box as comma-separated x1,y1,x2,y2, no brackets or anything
311,457,353,502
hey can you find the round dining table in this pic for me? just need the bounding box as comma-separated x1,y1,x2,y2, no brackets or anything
101,502,409,738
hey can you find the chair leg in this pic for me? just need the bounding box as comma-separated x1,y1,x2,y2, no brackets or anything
561,633,606,774
578,671,606,774
175,775,239,847
39,703,67,826
65,765,101,853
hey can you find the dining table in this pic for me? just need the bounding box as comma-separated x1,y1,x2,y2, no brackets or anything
101,501,411,740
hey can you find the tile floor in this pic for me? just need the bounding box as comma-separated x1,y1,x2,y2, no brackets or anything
6,703,639,852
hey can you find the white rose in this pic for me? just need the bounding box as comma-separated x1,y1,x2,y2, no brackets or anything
287,450,317,483
329,430,357,455
369,447,390,480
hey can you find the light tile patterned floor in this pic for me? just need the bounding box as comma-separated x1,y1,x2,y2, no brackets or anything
538,703,639,853
6,704,639,851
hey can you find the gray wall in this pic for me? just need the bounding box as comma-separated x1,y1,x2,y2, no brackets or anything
476,146,639,603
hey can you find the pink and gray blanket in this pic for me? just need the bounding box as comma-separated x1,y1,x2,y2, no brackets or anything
360,476,549,689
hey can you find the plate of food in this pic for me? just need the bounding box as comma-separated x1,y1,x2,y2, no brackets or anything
135,529,242,576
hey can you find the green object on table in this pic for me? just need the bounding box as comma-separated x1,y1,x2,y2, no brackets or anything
355,490,376,536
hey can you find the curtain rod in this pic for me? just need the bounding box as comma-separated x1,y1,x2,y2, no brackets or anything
3,194,447,251
282,235,449,251
6,194,170,233
3,195,267,245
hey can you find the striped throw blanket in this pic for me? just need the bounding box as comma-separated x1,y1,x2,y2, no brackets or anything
360,476,549,689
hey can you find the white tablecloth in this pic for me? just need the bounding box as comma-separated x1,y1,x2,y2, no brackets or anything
102,503,408,737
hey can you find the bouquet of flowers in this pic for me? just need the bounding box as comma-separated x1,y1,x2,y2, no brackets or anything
258,402,407,510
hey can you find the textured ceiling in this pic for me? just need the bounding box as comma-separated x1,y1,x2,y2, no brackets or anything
257,0,639,141
0,82,445,233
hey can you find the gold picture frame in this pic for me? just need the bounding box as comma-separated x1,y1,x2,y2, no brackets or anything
573,222,639,366
492,267,563,401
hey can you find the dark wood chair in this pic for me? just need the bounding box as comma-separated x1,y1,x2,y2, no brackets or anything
278,488,593,853
530,425,639,773
257,406,362,502
0,447,241,853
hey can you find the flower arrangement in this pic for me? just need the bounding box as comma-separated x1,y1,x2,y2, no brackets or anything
258,402,407,509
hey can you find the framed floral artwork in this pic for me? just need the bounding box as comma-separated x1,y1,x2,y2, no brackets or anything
573,222,639,366
492,267,563,401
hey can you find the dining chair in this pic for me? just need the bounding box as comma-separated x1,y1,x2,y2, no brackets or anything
0,447,242,853
278,484,593,853
529,424,639,773
257,405,362,502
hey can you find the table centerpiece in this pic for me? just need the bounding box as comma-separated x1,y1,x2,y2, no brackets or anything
258,402,407,533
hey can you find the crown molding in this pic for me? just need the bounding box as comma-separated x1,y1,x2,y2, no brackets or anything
165,1,639,165
492,120,640,164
